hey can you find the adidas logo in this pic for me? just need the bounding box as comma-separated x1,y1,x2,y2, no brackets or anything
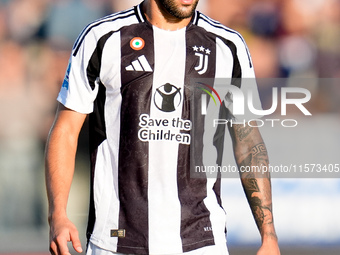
125,55,152,72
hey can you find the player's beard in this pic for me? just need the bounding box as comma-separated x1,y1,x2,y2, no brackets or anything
157,0,199,20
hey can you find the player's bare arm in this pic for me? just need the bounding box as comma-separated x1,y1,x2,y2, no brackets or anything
229,122,280,255
45,103,87,255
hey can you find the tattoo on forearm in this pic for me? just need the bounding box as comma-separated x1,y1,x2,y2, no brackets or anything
243,178,273,233
252,143,269,176
239,142,274,235
239,143,269,177
245,177,260,193
252,197,265,227
234,125,253,141
251,143,267,156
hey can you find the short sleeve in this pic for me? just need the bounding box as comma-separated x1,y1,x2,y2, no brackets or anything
57,29,100,114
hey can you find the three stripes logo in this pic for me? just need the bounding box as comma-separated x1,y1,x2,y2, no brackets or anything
126,37,152,72
197,82,222,115
125,55,153,72
193,45,211,75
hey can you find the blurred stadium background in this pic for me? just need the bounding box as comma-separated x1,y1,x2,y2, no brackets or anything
0,0,339,254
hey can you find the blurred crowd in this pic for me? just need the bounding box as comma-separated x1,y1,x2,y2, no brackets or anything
0,0,339,233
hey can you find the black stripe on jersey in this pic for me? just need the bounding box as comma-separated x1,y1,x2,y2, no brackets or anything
73,9,136,57
134,5,143,23
178,87,216,252
192,11,199,26
116,23,154,254
175,25,218,252
178,23,243,251
86,32,112,242
87,31,114,89
199,13,253,68
87,31,113,149
213,102,230,166
86,147,98,243
120,23,154,86
212,173,223,210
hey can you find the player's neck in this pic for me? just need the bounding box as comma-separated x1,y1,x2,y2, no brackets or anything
143,0,192,31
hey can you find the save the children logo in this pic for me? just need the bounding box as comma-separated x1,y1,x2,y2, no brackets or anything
138,114,192,145
154,83,182,112
138,83,190,144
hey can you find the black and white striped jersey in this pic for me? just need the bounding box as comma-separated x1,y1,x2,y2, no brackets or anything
58,2,261,254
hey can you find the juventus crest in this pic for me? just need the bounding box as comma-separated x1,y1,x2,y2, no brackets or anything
193,45,211,75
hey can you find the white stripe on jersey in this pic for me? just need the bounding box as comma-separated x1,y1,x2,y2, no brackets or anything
89,29,123,251
91,140,120,249
148,25,187,254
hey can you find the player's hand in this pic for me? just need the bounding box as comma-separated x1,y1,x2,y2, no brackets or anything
49,216,83,255
256,239,280,255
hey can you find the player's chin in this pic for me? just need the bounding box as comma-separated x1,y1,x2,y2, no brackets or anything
181,1,198,13
177,6,196,18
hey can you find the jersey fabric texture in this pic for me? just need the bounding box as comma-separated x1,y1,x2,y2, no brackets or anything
58,2,261,255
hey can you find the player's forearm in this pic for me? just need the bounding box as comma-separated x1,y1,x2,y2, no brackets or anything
237,144,277,241
230,123,278,242
45,124,78,222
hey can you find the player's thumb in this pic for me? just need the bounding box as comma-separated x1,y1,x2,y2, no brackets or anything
70,229,83,253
